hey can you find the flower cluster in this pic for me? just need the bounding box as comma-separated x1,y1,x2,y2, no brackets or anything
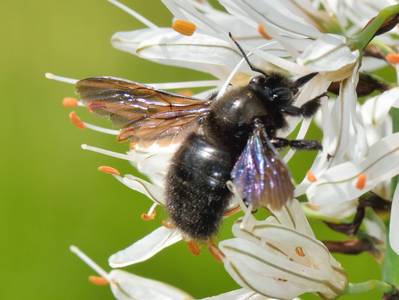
50,0,399,299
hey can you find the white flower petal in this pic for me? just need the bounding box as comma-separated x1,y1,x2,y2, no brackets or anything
362,88,399,127
118,174,165,205
303,199,358,221
109,226,182,267
220,237,345,300
224,0,321,57
390,185,399,255
307,132,399,205
202,288,274,300
269,199,315,237
110,269,192,300
135,31,241,78
297,34,358,75
128,145,177,187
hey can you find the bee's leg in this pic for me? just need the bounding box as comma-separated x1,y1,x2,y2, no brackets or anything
282,92,327,118
272,138,322,151
325,192,391,236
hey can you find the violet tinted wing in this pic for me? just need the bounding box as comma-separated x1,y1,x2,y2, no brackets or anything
231,123,294,210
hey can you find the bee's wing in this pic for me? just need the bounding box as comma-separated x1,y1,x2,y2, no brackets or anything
231,122,294,210
76,77,211,148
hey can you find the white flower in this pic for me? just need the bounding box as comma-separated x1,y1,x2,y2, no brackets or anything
70,245,193,300
220,190,347,300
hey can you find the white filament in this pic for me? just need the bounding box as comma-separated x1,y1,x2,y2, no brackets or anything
45,73,78,85
83,122,120,135
81,144,131,161
107,0,158,29
70,245,111,281
147,80,221,90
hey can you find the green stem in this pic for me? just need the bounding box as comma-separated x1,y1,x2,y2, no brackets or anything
351,4,399,51
346,280,394,295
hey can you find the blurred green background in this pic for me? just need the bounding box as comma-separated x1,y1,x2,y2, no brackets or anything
0,1,383,299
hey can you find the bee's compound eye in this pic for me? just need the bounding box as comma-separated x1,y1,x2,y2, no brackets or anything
249,75,266,87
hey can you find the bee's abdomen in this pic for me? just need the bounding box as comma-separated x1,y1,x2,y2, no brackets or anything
166,133,233,240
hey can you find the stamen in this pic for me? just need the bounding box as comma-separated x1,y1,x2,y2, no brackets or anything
172,19,197,36
306,170,317,182
162,219,175,229
257,24,272,40
45,72,78,85
141,203,157,221
69,111,85,129
107,0,158,29
63,97,79,108
223,205,241,217
385,53,399,64
187,240,201,256
89,275,109,286
178,89,193,97
295,246,306,257
70,245,110,281
356,173,367,190
81,144,131,161
83,123,120,136
98,166,121,176
208,242,225,262
147,80,220,90
68,112,119,135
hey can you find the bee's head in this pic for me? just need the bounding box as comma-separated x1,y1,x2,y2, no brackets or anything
249,74,295,108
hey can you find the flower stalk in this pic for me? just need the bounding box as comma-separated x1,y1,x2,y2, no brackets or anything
346,280,395,295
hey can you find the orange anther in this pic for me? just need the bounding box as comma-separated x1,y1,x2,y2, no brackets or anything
356,173,367,190
258,24,272,40
141,210,157,221
386,53,399,64
89,276,109,286
295,246,306,257
172,19,196,36
98,166,121,176
63,97,78,107
306,170,317,182
223,205,241,217
178,89,193,97
208,243,224,262
162,219,175,229
69,111,85,129
187,240,201,256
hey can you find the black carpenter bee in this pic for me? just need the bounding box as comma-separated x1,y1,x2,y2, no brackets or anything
75,35,323,241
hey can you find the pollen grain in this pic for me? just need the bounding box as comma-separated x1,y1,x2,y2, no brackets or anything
355,173,367,190
63,97,78,108
386,53,399,64
172,19,196,36
295,246,306,257
98,166,121,176
89,276,109,286
306,170,317,182
187,240,201,256
69,111,85,129
258,24,272,40
141,211,157,221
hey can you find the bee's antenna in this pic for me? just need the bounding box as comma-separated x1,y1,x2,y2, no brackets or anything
228,32,267,76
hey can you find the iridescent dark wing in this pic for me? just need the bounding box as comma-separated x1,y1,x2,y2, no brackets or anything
231,121,294,210
76,77,211,148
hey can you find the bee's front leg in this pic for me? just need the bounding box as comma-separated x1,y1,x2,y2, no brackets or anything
282,92,327,118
